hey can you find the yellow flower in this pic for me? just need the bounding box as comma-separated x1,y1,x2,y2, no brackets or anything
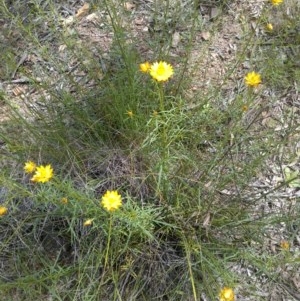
271,0,283,5
242,105,249,112
31,164,54,183
150,61,174,82
83,218,94,226
280,240,290,250
0,206,8,216
139,62,151,73
219,287,235,301
266,23,273,31
24,161,37,173
244,71,262,87
126,110,134,118
101,190,122,212
61,197,68,204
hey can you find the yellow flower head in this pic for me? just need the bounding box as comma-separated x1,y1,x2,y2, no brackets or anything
83,218,94,226
219,287,235,301
126,110,134,118
242,105,249,112
139,62,151,73
150,61,174,82
0,206,8,217
280,240,290,250
24,161,37,173
61,197,68,204
244,71,262,87
271,0,283,5
101,190,122,212
31,164,54,183
266,23,273,31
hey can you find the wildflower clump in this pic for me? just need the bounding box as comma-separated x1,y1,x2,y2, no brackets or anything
244,71,262,87
24,161,37,173
219,287,235,301
150,61,174,82
31,164,54,183
271,0,283,5
0,206,8,217
101,190,122,212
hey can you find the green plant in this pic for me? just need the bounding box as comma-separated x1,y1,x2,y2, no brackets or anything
0,0,299,300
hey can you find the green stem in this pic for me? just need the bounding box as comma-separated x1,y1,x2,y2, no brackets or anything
157,83,169,196
158,83,165,112
186,248,198,301
104,215,112,270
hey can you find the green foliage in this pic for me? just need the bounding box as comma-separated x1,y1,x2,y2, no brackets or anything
0,0,299,300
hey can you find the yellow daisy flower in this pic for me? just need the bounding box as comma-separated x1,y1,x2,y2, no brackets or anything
0,206,8,217
149,61,174,82
280,240,290,250
244,71,262,87
266,23,273,31
61,197,68,204
101,190,122,212
271,0,283,5
139,62,151,73
126,110,134,118
242,105,249,112
31,164,54,183
24,161,37,173
219,287,235,301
